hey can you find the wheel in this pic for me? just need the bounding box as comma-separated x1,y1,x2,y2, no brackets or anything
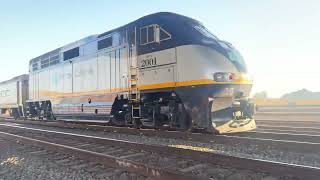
124,113,133,126
110,114,126,126
133,118,142,129
178,111,192,131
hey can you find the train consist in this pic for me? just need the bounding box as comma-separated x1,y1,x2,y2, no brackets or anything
0,12,256,133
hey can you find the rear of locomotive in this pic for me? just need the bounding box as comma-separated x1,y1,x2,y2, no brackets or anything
172,16,256,133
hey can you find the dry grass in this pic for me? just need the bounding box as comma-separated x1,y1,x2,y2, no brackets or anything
1,156,24,166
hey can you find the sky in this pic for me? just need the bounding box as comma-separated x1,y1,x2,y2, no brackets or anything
0,0,319,97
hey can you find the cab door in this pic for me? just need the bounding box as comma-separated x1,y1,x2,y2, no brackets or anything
128,27,137,68
126,27,138,91
137,25,176,88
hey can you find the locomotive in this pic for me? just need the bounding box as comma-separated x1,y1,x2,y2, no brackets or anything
0,12,256,133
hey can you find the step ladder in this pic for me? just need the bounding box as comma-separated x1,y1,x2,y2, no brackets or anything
129,66,141,118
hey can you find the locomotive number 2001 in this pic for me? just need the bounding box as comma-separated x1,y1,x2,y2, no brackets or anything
141,57,157,68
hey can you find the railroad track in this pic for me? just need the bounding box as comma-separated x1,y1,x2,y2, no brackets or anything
0,138,140,179
255,113,320,121
2,118,320,153
0,125,191,180
257,120,320,127
226,130,320,143
0,123,319,180
254,113,320,138
256,106,320,113
255,125,320,135
255,110,320,136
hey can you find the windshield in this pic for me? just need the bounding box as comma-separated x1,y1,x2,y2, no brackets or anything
218,41,247,72
193,23,218,41
191,21,248,72
228,49,247,72
227,49,246,67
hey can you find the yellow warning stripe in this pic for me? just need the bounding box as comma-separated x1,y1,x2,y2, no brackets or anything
138,79,252,90
37,79,252,98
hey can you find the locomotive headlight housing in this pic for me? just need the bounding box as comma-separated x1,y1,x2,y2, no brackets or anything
213,72,238,82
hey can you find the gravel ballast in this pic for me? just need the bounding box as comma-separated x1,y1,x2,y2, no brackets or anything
0,136,146,180
0,121,319,168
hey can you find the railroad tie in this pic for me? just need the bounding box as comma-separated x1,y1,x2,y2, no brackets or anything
119,152,145,159
0,169,9,176
103,148,124,155
51,155,70,161
70,163,90,170
55,158,74,164
74,143,93,148
94,169,119,179
180,163,208,173
28,150,49,155
63,160,84,166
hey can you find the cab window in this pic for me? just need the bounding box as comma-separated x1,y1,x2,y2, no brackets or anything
140,25,154,45
140,25,171,45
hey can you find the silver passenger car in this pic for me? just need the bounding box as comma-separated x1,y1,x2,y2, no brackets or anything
0,74,29,118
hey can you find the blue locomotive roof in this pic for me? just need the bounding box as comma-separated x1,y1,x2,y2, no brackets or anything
29,35,98,65
127,12,247,72
29,12,247,72
30,12,200,65
97,12,198,38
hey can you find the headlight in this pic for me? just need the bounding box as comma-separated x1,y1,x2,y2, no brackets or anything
213,72,237,82
213,72,253,82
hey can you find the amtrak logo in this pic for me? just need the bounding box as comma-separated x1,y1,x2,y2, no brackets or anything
229,119,253,128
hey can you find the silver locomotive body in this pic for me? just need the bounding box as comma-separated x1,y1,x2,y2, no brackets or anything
26,12,256,133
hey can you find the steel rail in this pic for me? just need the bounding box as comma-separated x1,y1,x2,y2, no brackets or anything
0,131,193,180
0,123,319,180
1,119,320,154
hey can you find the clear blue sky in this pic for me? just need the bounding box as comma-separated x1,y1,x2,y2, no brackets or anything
0,0,319,97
